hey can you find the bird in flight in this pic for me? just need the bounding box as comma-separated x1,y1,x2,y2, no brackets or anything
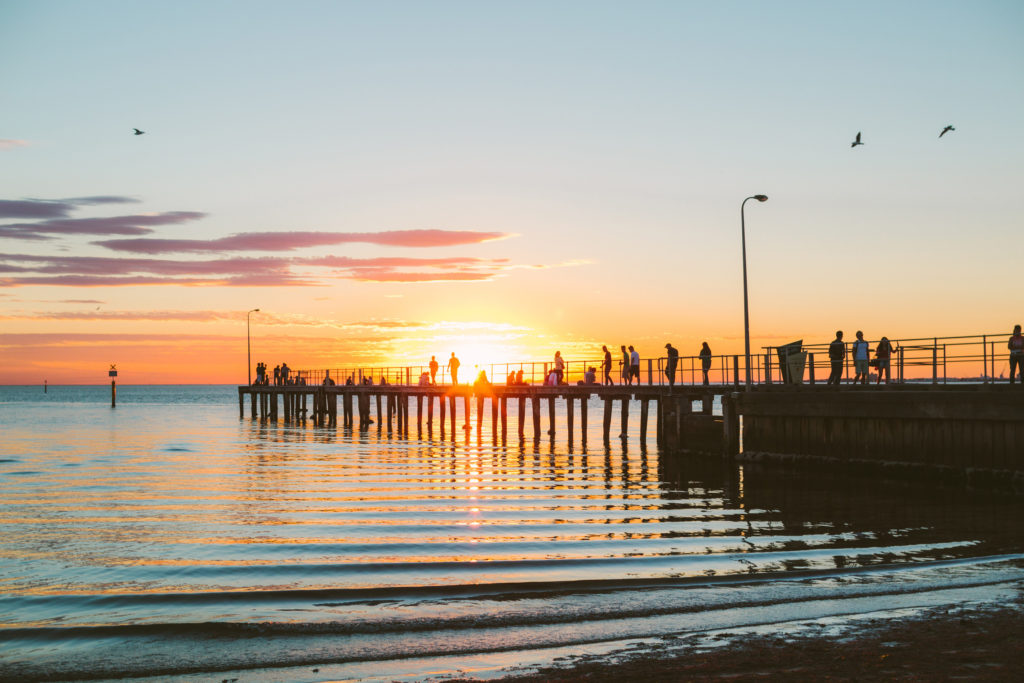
851,132,863,148
133,128,145,136
939,125,955,138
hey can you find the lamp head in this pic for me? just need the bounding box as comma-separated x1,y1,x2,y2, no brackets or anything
754,195,768,202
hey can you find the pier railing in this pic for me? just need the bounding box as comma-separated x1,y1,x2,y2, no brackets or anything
762,332,1015,385
272,331,1016,388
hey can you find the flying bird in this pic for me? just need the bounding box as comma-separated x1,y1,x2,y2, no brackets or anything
939,125,955,138
851,132,863,148
133,128,145,136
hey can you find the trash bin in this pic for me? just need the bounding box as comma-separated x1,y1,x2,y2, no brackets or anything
776,340,803,383
785,351,807,384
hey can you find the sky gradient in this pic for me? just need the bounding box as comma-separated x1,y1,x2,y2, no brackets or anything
2,0,1023,384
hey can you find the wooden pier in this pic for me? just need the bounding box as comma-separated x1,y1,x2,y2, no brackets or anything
239,382,1024,492
238,384,722,448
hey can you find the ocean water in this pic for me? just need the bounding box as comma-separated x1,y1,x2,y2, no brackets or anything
1,384,1023,681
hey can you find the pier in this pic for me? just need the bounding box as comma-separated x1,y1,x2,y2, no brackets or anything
237,383,722,449
238,331,1024,491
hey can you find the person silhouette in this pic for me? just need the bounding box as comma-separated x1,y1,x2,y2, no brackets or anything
699,342,712,386
449,352,460,385
602,345,613,386
429,356,439,385
1009,324,1024,384
664,343,679,388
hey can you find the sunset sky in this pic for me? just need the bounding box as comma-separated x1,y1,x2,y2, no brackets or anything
2,0,1022,384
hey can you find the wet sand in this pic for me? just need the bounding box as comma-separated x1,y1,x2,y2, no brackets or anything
492,602,1024,682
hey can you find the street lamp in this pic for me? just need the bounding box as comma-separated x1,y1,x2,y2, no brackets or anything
247,308,260,385
741,195,768,387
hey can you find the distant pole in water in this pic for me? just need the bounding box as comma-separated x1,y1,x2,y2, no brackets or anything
109,364,118,408
44,379,47,393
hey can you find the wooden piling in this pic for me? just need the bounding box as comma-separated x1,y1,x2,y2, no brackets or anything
603,398,613,444
491,396,498,438
518,397,526,437
640,399,649,445
501,396,508,441
567,397,575,446
476,395,484,434
580,397,588,447
620,397,629,438
531,395,541,440
449,395,457,436
547,397,556,437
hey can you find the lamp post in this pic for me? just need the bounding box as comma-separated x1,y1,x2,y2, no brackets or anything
247,308,260,385
741,195,768,387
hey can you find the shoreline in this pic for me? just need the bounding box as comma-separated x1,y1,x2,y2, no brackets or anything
489,601,1024,682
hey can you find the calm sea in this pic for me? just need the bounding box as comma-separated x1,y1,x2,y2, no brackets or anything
2,385,1023,682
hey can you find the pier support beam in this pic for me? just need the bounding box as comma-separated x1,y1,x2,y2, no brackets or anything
548,397,556,437
603,398,613,444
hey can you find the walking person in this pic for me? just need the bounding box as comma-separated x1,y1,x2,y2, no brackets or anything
875,336,895,385
629,346,640,385
449,352,460,385
699,342,712,386
620,345,630,385
1010,324,1024,384
429,355,439,385
664,343,679,389
852,331,870,385
602,345,613,386
827,331,845,386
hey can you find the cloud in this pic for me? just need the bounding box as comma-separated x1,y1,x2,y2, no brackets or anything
0,252,524,287
0,139,29,150
0,196,138,220
95,229,511,254
1,310,237,322
0,211,205,240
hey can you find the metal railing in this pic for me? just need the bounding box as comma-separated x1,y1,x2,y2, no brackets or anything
762,332,1018,385
257,332,1018,388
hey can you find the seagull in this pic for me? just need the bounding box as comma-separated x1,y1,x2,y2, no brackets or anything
939,125,955,138
133,128,145,136
851,131,863,148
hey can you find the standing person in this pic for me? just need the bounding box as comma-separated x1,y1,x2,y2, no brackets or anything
620,345,630,385
827,331,845,386
852,331,870,385
273,364,280,386
602,345,613,386
664,343,679,389
629,345,640,385
280,362,290,385
699,342,713,386
875,336,895,385
1010,324,1024,384
449,352,460,385
429,356,439,385
553,351,565,384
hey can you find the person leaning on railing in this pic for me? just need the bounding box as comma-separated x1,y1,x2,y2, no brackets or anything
1010,324,1024,385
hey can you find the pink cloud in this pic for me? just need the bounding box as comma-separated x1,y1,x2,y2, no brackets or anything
0,139,29,150
0,211,205,240
94,229,510,254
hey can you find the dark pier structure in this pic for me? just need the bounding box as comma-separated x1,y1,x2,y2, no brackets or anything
238,383,721,450
239,382,1024,492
